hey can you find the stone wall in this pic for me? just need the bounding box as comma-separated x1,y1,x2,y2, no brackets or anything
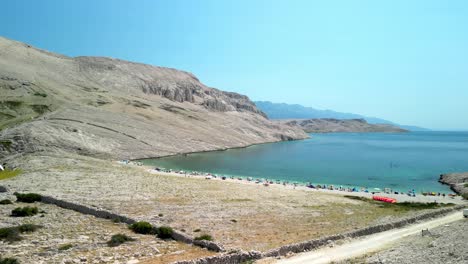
174,250,262,264
263,205,467,258
173,205,466,264
40,195,226,252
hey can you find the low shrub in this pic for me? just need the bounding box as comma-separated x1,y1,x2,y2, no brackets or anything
0,227,21,242
17,224,41,233
0,199,12,205
14,193,42,203
11,206,38,217
0,257,19,264
129,221,155,234
33,92,47,97
0,224,42,243
462,193,468,200
194,234,213,241
58,243,73,251
156,226,173,239
107,233,135,247
193,229,201,232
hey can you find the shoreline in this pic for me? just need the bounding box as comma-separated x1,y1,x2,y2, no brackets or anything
119,161,466,204
131,135,309,161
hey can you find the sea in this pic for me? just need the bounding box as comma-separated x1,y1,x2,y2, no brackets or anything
140,132,468,193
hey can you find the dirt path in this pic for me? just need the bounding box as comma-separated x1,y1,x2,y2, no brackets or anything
276,210,465,264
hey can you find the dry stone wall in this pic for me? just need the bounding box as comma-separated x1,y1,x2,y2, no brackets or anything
39,195,226,252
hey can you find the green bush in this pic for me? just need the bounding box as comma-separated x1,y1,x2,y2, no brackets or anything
0,257,20,264
11,206,38,217
129,221,155,234
462,193,468,200
0,199,12,205
17,224,41,233
0,224,42,243
0,227,21,242
14,193,42,203
33,92,47,97
156,226,173,239
193,229,201,232
58,243,73,251
194,234,213,241
107,233,135,247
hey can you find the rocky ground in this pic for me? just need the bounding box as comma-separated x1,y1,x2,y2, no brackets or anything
0,193,215,263
355,219,468,264
2,153,460,254
439,173,468,199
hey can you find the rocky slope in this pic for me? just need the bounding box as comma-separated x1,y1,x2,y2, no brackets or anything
281,118,408,133
439,173,468,198
0,36,307,161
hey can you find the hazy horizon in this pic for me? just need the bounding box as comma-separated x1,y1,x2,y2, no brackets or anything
1,0,467,130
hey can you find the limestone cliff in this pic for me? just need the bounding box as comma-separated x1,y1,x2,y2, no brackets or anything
0,36,307,160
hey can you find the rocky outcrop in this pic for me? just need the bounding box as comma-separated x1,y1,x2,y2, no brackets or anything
0,36,307,160
282,118,408,133
439,173,468,198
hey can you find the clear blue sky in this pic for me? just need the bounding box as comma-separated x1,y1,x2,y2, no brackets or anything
1,0,467,130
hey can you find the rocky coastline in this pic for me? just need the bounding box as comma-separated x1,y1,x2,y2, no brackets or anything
439,172,468,199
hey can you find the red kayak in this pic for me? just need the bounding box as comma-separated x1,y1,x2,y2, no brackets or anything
373,196,397,203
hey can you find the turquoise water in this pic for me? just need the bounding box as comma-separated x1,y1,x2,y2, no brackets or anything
140,132,468,193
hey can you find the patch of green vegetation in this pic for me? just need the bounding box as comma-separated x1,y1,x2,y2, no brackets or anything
17,224,41,233
462,193,468,200
129,221,155,234
193,229,201,232
464,183,468,188
58,243,73,251
0,140,12,151
0,257,19,264
156,226,173,239
194,234,213,241
33,92,47,97
0,224,41,242
0,169,22,181
3,101,23,109
0,199,13,205
14,193,42,203
107,234,135,247
0,227,21,242
343,195,455,211
30,104,49,114
158,213,164,217
11,206,38,217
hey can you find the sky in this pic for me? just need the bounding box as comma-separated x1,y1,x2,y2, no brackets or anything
1,0,467,130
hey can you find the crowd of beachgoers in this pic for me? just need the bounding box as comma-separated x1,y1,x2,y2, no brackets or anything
119,160,461,202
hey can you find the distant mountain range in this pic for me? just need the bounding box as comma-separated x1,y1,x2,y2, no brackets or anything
255,101,430,131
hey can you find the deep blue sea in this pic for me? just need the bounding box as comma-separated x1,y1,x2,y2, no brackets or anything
140,132,468,193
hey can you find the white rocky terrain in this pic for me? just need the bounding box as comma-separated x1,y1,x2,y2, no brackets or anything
0,36,307,161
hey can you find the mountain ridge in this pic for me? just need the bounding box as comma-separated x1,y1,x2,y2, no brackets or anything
255,101,430,131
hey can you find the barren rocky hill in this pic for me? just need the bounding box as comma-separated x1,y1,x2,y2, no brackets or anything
281,118,408,133
0,36,307,161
